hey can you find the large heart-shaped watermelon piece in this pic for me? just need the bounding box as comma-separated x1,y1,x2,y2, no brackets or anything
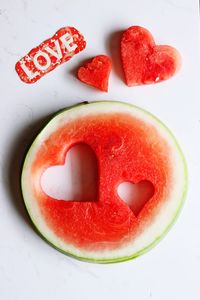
121,26,181,86
21,101,187,263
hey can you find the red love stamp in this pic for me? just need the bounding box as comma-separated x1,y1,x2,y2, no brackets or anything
15,27,86,83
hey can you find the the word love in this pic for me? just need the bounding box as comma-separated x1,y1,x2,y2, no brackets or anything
15,27,86,83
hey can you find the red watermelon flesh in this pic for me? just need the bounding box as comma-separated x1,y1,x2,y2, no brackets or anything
32,113,171,250
21,102,187,262
77,55,112,92
121,26,181,86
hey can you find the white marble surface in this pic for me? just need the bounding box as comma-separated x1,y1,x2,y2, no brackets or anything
0,0,200,299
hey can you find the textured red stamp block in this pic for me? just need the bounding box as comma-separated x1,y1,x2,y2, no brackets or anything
16,27,86,83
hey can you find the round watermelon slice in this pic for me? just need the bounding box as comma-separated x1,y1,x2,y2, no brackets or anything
21,101,187,263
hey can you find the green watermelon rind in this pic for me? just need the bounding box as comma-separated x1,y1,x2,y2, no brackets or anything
21,101,188,264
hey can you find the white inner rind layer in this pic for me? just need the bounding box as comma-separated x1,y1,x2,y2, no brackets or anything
21,101,187,262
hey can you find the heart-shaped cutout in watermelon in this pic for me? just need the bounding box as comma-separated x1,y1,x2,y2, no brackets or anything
21,101,187,263
41,143,98,202
41,143,154,216
121,26,181,86
118,180,154,216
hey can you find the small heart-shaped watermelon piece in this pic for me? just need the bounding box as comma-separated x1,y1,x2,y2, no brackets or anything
121,26,181,86
78,55,112,92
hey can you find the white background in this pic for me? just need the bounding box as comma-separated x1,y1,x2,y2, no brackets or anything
1,0,200,299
